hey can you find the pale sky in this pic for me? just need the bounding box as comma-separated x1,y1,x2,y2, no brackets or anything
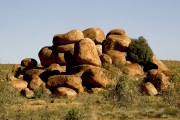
0,0,179,63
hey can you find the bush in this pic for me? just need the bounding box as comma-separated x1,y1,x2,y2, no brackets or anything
126,36,153,66
65,108,81,120
109,76,141,108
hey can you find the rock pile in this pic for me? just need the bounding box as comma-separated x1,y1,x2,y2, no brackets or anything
8,28,170,98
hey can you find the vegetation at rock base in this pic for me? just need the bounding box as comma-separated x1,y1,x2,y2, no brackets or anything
0,60,180,119
126,36,153,66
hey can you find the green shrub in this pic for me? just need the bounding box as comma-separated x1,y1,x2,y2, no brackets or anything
109,76,141,108
163,107,178,116
65,108,81,120
126,36,153,66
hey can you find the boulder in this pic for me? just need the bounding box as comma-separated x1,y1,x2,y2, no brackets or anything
21,58,37,68
74,38,102,66
65,75,84,94
22,68,45,82
8,80,28,90
96,44,102,55
38,46,56,67
90,88,105,94
104,29,131,52
12,64,22,78
71,65,110,88
47,75,84,94
54,87,77,98
106,29,128,36
152,55,169,72
99,54,112,65
56,53,67,65
144,72,170,92
83,28,105,44
55,43,74,53
21,88,35,98
46,63,62,73
144,82,158,96
28,74,44,90
7,74,28,90
53,29,84,45
106,50,126,66
123,63,145,80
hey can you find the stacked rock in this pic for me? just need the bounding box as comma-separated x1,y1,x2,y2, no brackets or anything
8,28,170,98
104,29,131,66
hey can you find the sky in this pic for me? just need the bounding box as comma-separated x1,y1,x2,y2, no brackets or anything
0,0,180,64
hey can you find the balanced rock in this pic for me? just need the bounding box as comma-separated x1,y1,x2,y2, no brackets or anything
104,29,131,52
38,46,56,67
21,58,37,68
74,38,102,66
83,28,105,44
54,87,77,98
106,50,126,66
53,29,84,45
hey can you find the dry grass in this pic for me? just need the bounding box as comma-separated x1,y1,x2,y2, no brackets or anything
0,60,180,120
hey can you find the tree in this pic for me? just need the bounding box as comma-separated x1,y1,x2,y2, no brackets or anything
126,36,153,66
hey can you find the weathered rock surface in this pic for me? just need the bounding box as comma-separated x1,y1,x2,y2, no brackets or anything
74,38,102,66
106,50,126,66
53,29,84,45
47,75,84,94
28,74,44,90
100,54,112,65
56,53,67,65
54,87,77,98
55,43,75,53
38,46,56,67
21,58,37,68
71,65,111,88
123,63,145,80
83,28,105,44
144,82,158,96
153,55,169,72
96,44,102,55
144,71,170,92
104,29,131,52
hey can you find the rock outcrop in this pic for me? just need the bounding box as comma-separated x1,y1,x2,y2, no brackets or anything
6,27,170,98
